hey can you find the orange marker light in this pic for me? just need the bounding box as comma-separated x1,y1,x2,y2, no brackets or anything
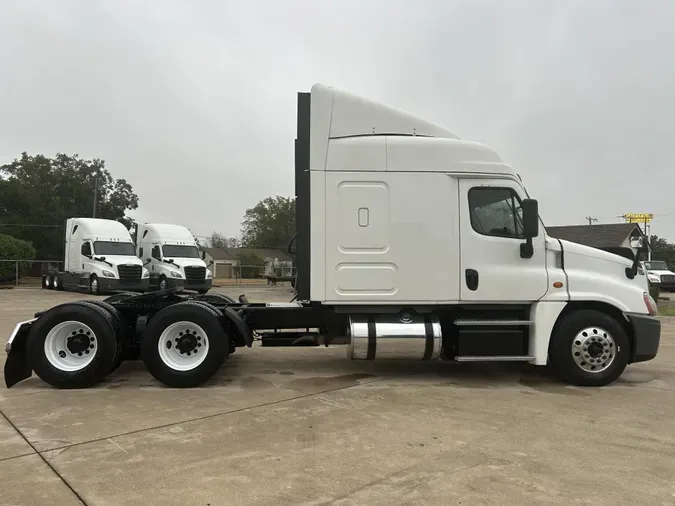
553,281,563,288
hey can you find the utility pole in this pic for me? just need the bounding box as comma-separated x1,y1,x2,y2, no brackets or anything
92,172,99,218
585,216,598,225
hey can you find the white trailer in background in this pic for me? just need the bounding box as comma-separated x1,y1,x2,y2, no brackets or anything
43,218,149,295
136,223,212,293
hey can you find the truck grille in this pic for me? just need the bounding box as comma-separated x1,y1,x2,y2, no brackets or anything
661,274,675,283
118,264,142,283
184,266,206,285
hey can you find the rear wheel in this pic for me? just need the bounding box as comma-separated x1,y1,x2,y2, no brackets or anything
140,301,229,387
548,309,630,386
53,274,63,291
26,301,118,388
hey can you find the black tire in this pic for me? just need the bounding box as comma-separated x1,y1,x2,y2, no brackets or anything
53,274,64,291
158,275,168,291
89,274,100,295
85,300,126,374
42,274,49,289
548,309,630,387
45,274,54,290
26,301,118,389
140,301,230,388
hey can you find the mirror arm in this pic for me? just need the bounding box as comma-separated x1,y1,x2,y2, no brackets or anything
520,238,534,259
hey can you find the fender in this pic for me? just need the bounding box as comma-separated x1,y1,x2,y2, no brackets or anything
4,318,37,388
222,307,254,347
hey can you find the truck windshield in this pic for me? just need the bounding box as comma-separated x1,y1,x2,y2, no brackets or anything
162,245,200,258
644,261,668,270
93,241,136,256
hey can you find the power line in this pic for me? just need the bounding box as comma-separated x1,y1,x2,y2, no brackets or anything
0,223,61,228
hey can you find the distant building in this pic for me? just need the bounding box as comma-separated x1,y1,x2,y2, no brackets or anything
546,223,650,259
203,247,293,279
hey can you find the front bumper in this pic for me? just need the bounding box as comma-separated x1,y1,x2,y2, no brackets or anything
99,278,150,293
184,278,213,291
625,312,661,363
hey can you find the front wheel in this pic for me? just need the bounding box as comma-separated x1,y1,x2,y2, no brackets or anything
89,275,100,295
158,276,168,291
548,309,630,387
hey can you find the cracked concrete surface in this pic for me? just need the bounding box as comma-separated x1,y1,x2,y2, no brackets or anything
0,286,674,505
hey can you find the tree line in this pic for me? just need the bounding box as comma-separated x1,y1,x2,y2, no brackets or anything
0,153,296,277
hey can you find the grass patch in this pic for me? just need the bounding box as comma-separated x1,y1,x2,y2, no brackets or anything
658,304,675,317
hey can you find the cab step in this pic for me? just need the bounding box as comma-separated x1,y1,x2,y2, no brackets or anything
454,319,534,327
454,355,534,363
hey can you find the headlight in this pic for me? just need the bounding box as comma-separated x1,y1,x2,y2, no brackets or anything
102,270,115,278
142,268,150,278
170,271,183,278
647,274,660,283
206,269,212,279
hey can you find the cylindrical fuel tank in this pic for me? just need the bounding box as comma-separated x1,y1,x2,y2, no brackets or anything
346,313,442,360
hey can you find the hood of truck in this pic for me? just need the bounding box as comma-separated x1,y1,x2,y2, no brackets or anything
559,239,651,314
162,258,207,269
646,269,675,277
106,256,144,267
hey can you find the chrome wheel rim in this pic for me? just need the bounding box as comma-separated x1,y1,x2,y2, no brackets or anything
572,326,616,373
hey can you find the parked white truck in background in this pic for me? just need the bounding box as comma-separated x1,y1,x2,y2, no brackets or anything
43,218,149,294
641,260,675,292
8,83,660,391
135,223,212,293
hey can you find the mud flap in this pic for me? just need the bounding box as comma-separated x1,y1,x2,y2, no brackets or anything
4,324,33,388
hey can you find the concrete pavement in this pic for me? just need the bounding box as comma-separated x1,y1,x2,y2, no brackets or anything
1,286,674,505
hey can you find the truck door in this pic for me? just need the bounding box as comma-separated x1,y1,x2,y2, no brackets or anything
458,178,548,302
80,241,94,275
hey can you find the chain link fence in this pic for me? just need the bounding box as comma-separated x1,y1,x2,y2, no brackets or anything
0,260,295,288
0,260,63,288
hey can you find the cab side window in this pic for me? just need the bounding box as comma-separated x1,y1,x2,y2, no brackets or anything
81,242,91,256
468,187,524,239
152,246,161,259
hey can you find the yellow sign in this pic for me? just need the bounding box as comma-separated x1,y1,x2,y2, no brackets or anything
624,213,654,223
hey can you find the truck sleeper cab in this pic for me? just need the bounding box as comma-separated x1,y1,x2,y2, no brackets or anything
136,223,212,294
5,83,661,391
43,218,149,295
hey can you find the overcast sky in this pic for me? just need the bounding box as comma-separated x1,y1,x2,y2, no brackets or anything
1,0,674,242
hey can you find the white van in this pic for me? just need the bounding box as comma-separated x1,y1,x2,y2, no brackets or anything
136,223,212,293
44,218,150,294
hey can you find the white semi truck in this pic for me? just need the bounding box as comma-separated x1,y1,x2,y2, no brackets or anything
42,217,149,295
135,223,213,293
5,83,660,390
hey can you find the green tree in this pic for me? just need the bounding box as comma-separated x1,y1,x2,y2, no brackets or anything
207,232,240,249
234,252,265,279
240,196,295,248
0,152,139,259
649,235,675,269
0,233,36,282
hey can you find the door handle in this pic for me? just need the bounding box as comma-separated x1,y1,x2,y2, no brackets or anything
465,269,479,291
